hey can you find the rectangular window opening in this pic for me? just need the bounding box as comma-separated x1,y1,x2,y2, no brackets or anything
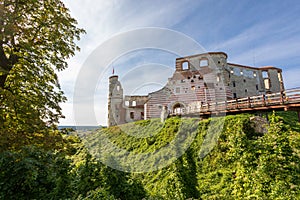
262,71,268,78
125,101,129,106
141,112,144,120
130,112,134,119
264,79,270,90
200,59,208,67
278,72,282,82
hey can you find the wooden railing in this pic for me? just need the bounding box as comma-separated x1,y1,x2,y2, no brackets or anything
171,87,300,115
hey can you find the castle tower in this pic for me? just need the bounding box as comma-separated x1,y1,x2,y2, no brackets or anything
108,75,124,127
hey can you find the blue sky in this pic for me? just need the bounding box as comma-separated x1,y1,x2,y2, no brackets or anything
59,0,300,126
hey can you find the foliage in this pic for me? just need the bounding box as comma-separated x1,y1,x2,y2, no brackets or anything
77,187,116,200
0,145,73,200
276,111,300,132
84,113,300,199
1,1,298,199
0,113,299,199
0,1,146,199
0,0,85,150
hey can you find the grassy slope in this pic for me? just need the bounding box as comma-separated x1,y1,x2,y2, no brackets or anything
84,112,300,199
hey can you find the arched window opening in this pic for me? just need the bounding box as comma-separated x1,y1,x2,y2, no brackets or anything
132,101,136,106
182,62,189,70
217,75,220,82
173,103,185,115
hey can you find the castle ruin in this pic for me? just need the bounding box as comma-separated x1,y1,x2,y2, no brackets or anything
108,52,284,127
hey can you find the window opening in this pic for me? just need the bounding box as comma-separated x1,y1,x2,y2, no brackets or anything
130,112,134,119
264,79,270,90
278,72,282,82
182,62,189,70
141,112,144,119
200,59,208,67
132,101,136,106
262,71,268,78
233,93,237,98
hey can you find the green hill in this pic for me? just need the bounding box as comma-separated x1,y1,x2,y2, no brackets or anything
83,112,300,199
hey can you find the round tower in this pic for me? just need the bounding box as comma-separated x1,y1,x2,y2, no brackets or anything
108,75,124,127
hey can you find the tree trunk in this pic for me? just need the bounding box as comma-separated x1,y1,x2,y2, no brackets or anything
0,75,7,89
0,46,18,89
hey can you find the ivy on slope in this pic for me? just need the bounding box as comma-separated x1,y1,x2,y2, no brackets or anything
83,113,300,199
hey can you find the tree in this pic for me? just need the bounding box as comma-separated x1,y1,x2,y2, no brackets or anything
0,0,85,149
0,145,73,199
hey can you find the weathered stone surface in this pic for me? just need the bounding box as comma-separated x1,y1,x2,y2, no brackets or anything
108,52,284,126
250,116,268,134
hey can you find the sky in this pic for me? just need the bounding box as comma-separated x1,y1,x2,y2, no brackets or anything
59,0,300,126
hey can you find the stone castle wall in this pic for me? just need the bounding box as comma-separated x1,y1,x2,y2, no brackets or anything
107,52,284,126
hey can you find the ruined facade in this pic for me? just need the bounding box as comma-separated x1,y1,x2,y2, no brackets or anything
108,52,284,127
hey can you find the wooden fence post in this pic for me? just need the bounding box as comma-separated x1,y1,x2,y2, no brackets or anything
247,97,251,108
262,94,266,106
280,91,285,104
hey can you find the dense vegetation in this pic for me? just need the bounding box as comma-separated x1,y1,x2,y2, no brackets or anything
82,112,300,199
1,111,299,199
0,1,299,199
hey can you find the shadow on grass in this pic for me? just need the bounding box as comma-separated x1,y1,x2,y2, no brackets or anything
275,111,300,132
